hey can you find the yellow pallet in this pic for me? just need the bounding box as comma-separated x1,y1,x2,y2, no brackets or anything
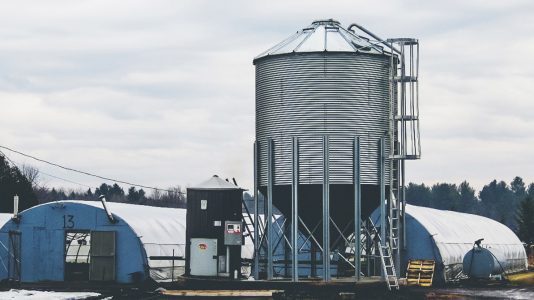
406,259,435,287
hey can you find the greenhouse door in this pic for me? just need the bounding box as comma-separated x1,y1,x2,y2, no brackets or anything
89,231,116,281
65,231,91,281
8,231,21,282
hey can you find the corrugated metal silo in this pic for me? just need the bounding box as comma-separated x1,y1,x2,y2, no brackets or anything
252,19,421,282
255,20,392,187
254,19,393,277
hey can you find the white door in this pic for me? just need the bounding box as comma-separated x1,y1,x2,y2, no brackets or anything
190,238,217,276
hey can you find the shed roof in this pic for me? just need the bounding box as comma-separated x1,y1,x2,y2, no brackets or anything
254,19,387,62
190,175,241,190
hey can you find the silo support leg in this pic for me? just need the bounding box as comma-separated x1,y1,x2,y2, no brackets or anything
322,136,331,281
354,137,361,281
267,139,274,280
253,141,259,279
291,137,299,282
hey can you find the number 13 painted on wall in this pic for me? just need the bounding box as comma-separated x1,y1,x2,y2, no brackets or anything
63,215,74,228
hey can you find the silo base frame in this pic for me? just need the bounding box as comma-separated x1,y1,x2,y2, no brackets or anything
251,136,401,282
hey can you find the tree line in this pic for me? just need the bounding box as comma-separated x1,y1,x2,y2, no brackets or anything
33,183,186,208
1,154,533,243
406,177,534,243
0,156,186,210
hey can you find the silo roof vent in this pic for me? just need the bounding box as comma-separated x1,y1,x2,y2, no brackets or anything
254,18,387,62
191,175,242,190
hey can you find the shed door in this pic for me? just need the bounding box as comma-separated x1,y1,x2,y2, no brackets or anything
190,238,218,276
89,231,116,281
8,231,21,282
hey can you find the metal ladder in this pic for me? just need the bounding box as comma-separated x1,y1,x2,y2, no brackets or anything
378,242,400,290
386,37,421,283
369,219,399,291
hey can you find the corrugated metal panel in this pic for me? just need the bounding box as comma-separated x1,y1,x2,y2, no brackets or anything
256,52,392,186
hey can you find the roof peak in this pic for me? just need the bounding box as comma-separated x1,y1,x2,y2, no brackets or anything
311,19,340,26
190,175,242,190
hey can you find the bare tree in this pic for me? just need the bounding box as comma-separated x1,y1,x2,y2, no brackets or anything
21,164,40,188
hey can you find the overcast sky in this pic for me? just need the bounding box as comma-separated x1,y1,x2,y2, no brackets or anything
1,0,533,193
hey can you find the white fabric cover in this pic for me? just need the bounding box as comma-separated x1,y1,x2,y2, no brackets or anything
407,204,527,279
0,214,12,228
64,201,254,260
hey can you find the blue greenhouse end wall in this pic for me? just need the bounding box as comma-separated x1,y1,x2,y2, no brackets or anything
0,202,149,283
404,214,446,283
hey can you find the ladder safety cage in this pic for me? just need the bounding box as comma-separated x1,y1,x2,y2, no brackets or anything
388,38,421,161
387,37,422,281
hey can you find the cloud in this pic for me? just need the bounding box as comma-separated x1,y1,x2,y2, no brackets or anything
0,0,533,192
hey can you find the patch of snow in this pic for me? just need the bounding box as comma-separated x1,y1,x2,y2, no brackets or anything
0,289,100,300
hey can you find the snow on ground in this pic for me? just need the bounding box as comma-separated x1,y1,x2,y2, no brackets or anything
0,289,101,299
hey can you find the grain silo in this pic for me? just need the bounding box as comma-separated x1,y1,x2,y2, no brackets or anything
251,19,420,283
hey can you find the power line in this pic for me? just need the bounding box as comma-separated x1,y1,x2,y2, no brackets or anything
0,150,18,168
39,171,94,189
0,149,93,189
0,145,179,193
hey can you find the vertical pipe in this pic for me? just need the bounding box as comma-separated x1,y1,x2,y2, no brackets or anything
365,221,371,276
322,136,331,281
172,249,175,282
402,159,406,250
398,159,406,276
311,244,317,277
227,246,231,278
379,138,386,280
291,137,299,282
284,221,290,278
379,137,386,250
253,142,259,279
354,137,361,281
267,139,274,280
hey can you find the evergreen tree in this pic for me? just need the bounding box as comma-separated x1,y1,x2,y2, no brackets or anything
479,180,515,227
511,176,526,199
458,181,478,213
127,187,146,203
516,196,534,244
406,183,432,207
430,183,460,211
0,156,38,212
527,183,534,198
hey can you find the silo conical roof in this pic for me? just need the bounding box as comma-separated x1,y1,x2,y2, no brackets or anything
190,175,241,190
254,19,387,63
